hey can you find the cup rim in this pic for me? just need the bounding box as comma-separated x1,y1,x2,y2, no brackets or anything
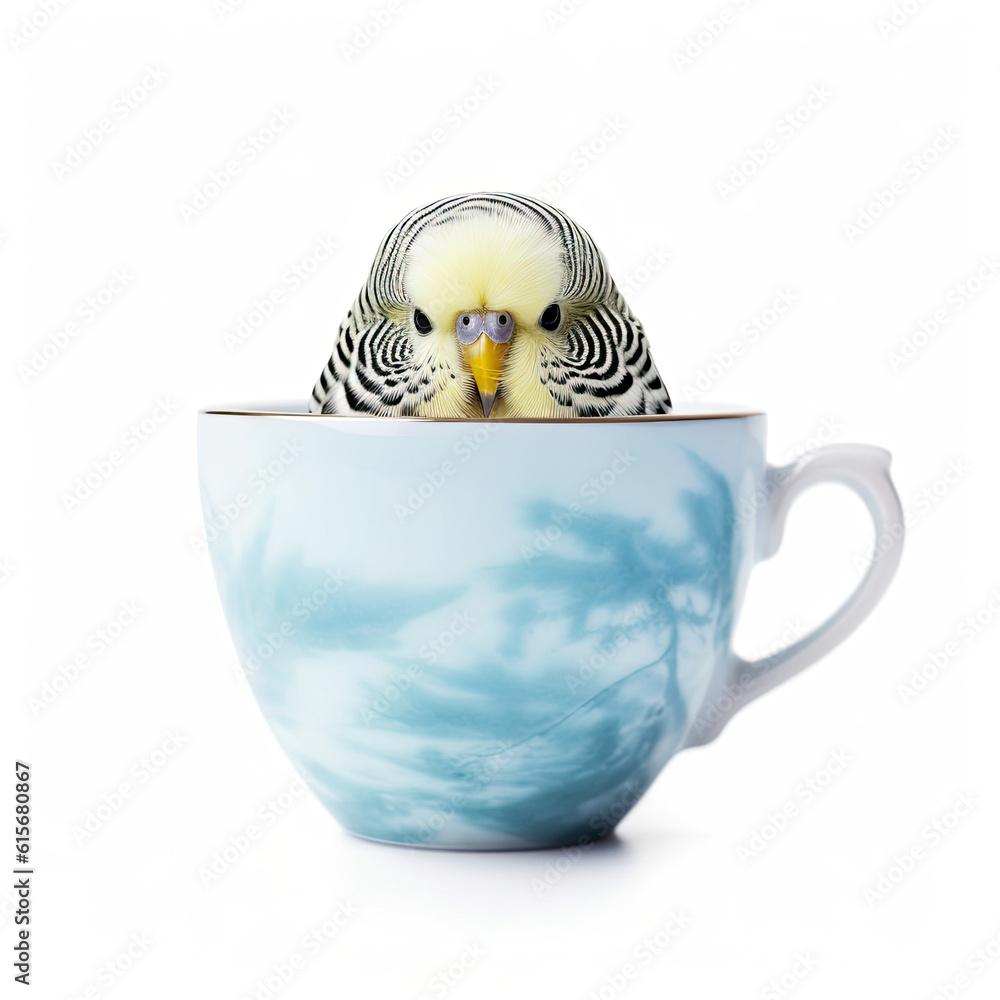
199,400,766,423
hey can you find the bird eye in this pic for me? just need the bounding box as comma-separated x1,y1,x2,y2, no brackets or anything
413,309,433,334
539,303,561,331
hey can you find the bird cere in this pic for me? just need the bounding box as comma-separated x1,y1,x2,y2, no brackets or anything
310,193,671,419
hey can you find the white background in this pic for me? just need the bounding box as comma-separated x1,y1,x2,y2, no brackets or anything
4,0,999,997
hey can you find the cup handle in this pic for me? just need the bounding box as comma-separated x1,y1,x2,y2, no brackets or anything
683,444,905,749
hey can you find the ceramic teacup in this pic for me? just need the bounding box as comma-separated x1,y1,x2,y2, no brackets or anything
197,401,903,850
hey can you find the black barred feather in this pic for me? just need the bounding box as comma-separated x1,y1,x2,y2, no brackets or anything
309,193,671,417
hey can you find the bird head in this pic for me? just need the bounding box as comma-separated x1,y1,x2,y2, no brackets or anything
402,207,567,416
312,194,670,419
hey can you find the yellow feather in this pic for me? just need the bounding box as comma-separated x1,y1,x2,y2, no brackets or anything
402,205,580,417
404,209,564,330
493,328,573,418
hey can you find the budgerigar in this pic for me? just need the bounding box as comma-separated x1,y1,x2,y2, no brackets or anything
309,193,671,418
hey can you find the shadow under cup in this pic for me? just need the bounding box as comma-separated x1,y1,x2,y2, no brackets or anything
197,403,784,849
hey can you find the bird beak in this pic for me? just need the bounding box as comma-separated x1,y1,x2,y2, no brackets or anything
461,334,509,417
455,310,514,417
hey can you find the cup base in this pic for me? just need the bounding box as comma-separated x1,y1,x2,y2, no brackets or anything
344,825,621,853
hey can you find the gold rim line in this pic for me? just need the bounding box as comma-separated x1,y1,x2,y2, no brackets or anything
198,407,766,423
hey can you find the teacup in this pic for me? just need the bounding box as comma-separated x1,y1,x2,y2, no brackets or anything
197,401,903,850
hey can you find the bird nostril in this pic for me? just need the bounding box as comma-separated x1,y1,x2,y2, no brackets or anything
462,315,470,326
498,313,508,325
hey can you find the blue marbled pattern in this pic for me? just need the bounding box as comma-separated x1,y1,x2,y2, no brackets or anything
198,406,766,849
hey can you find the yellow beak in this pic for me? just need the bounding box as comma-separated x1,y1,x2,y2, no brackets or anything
461,333,509,417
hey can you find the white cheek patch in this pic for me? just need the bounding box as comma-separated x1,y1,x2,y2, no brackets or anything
412,326,462,372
